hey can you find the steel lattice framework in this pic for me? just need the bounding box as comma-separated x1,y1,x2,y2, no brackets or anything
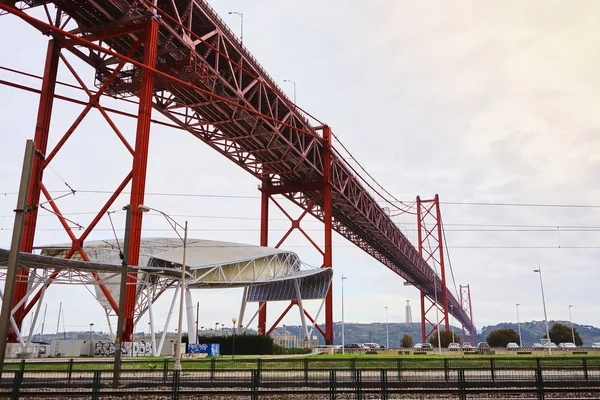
0,0,474,344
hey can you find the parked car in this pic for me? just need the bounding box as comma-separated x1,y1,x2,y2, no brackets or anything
506,342,520,349
421,343,433,350
559,342,576,348
448,343,461,350
462,343,474,349
344,343,364,349
363,343,381,349
413,343,423,349
592,343,600,348
477,342,490,349
532,343,543,349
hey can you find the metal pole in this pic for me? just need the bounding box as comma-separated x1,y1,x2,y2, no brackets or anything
0,140,35,377
450,305,454,343
174,221,188,371
195,302,199,342
569,305,575,344
516,303,523,347
433,276,442,355
113,204,132,385
40,303,47,344
231,318,237,359
385,306,389,348
341,276,346,354
534,268,551,355
56,302,62,337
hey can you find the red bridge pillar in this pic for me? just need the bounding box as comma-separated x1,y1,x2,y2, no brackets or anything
9,39,60,343
460,284,476,345
123,17,159,342
258,126,334,344
416,195,450,343
8,17,158,343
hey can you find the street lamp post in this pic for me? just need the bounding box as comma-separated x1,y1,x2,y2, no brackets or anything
568,305,575,345
341,275,347,354
450,305,455,343
533,268,551,355
283,79,297,103
385,306,389,348
89,323,94,355
516,303,523,347
228,12,243,44
231,318,237,359
139,205,188,370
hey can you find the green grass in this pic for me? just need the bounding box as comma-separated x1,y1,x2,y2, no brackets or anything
4,353,600,371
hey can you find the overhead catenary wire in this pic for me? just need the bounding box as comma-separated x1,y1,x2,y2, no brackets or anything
5,189,600,210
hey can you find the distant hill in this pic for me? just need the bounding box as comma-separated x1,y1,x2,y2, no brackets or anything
480,321,600,347
278,321,600,347
277,322,460,347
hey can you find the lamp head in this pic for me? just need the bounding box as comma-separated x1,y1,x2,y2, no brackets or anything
533,269,540,273
232,317,237,324
138,205,151,213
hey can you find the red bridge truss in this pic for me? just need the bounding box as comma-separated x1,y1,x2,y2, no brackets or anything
0,0,475,344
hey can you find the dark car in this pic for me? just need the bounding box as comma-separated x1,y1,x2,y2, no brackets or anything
477,342,490,349
421,343,433,350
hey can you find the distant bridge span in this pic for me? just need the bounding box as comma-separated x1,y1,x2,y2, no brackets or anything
0,0,475,344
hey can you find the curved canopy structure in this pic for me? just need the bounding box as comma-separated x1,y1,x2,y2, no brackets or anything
0,238,332,303
149,239,315,288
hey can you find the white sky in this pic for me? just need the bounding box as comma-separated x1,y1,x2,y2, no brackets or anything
0,0,599,338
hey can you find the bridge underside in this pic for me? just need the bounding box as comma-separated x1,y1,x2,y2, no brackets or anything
0,0,474,344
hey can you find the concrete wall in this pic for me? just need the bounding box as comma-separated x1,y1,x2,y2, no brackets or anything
5,343,50,359
51,340,93,357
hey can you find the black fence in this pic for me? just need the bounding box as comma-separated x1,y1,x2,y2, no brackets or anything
1,357,600,399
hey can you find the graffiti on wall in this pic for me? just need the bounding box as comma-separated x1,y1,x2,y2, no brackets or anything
188,343,220,357
94,341,153,357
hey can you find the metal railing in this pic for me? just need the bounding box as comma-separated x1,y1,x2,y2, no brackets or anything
1,357,599,399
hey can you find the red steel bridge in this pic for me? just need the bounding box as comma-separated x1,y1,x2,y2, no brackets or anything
0,0,476,345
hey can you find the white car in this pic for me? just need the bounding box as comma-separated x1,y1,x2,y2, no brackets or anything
448,343,461,350
560,342,576,348
592,343,600,348
363,343,381,349
506,342,520,349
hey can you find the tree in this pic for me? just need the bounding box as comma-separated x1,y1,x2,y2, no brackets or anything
545,323,583,346
486,328,520,347
400,334,413,348
428,329,460,348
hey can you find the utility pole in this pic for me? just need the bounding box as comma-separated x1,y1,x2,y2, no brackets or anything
113,205,133,386
40,303,48,344
195,302,199,343
0,140,35,378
